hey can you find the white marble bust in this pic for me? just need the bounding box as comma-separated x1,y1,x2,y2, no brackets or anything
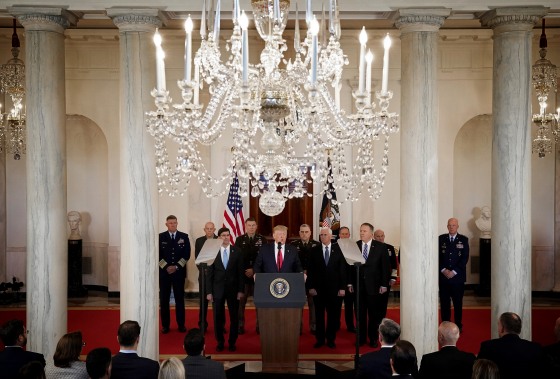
475,206,492,239
67,211,82,240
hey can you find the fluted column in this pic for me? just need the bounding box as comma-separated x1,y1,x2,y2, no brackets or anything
481,7,547,339
396,9,450,358
107,8,161,360
8,7,77,359
0,148,5,283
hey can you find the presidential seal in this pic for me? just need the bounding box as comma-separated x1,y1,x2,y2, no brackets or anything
269,278,290,299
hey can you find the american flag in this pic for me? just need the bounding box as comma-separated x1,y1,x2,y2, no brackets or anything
322,218,331,228
223,176,245,245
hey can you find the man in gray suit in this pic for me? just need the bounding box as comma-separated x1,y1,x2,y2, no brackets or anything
182,329,226,379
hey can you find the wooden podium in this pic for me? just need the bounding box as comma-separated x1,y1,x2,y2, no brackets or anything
254,273,306,373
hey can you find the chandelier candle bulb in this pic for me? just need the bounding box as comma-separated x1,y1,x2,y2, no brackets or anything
194,61,200,105
358,27,367,93
329,0,333,34
240,10,249,85
273,0,281,22
153,29,166,91
310,16,320,85
184,16,193,82
306,0,312,26
200,0,207,38
233,0,240,22
294,3,301,51
214,0,221,43
366,50,373,95
382,33,391,94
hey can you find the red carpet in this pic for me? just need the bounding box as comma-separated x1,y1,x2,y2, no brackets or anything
1,307,559,360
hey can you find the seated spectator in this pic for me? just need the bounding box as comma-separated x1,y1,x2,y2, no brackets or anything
477,312,543,379
471,359,499,379
543,316,560,375
181,329,225,379
390,340,417,378
86,347,112,379
0,319,46,379
18,361,46,379
158,357,185,379
45,331,88,379
419,321,475,379
111,320,159,379
358,318,401,379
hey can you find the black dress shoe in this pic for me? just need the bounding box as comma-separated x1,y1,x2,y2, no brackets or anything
178,326,186,332
327,341,336,349
228,345,236,352
161,327,169,334
238,327,245,335
216,344,224,352
313,342,324,348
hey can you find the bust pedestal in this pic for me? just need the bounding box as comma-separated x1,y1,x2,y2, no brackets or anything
68,240,88,297
476,238,491,296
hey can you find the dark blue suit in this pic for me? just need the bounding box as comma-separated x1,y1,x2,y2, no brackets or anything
0,346,45,379
438,233,469,329
358,347,392,379
111,352,159,379
206,246,244,347
159,230,191,329
253,242,303,274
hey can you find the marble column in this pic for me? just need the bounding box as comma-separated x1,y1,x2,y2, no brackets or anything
8,7,77,358
107,9,161,360
396,8,450,358
481,7,547,339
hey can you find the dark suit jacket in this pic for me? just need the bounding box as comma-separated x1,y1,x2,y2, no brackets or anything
182,354,226,379
110,352,159,379
254,242,303,274
356,240,390,295
206,246,244,299
477,333,544,379
306,243,347,296
544,341,560,375
418,346,475,379
385,243,398,282
358,346,392,379
159,230,191,278
438,233,469,284
0,346,45,379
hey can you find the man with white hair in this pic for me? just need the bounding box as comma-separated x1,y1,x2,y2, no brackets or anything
418,321,475,379
306,227,347,348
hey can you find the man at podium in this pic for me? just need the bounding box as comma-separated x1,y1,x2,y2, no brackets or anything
254,225,303,274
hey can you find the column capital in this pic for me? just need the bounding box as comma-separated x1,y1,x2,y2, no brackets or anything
107,8,167,33
8,6,79,33
480,7,548,32
395,8,451,33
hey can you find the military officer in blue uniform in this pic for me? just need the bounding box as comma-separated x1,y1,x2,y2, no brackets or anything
159,215,191,334
439,217,469,332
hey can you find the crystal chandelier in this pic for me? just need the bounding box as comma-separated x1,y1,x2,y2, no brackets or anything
532,19,558,158
145,0,399,216
0,19,26,160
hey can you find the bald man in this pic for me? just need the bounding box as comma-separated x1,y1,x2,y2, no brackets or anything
418,322,475,379
438,218,469,332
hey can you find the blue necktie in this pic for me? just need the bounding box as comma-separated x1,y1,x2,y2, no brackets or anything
223,248,229,269
324,246,330,265
363,243,369,260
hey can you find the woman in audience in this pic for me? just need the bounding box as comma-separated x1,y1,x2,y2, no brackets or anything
158,357,185,379
44,331,88,379
472,359,500,379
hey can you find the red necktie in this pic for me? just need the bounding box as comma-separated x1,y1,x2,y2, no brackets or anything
277,244,283,271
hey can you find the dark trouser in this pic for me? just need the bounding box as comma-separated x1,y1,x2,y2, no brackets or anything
343,290,356,329
159,273,185,329
238,282,254,329
307,294,316,332
198,268,209,328
379,286,391,319
212,295,239,346
314,293,342,344
439,281,465,329
358,289,385,344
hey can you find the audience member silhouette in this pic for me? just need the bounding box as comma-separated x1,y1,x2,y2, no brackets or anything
86,347,112,379
44,331,88,379
0,319,45,379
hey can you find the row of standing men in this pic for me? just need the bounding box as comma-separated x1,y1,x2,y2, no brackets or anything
158,215,405,351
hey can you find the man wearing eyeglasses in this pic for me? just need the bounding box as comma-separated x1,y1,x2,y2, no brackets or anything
0,319,45,379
